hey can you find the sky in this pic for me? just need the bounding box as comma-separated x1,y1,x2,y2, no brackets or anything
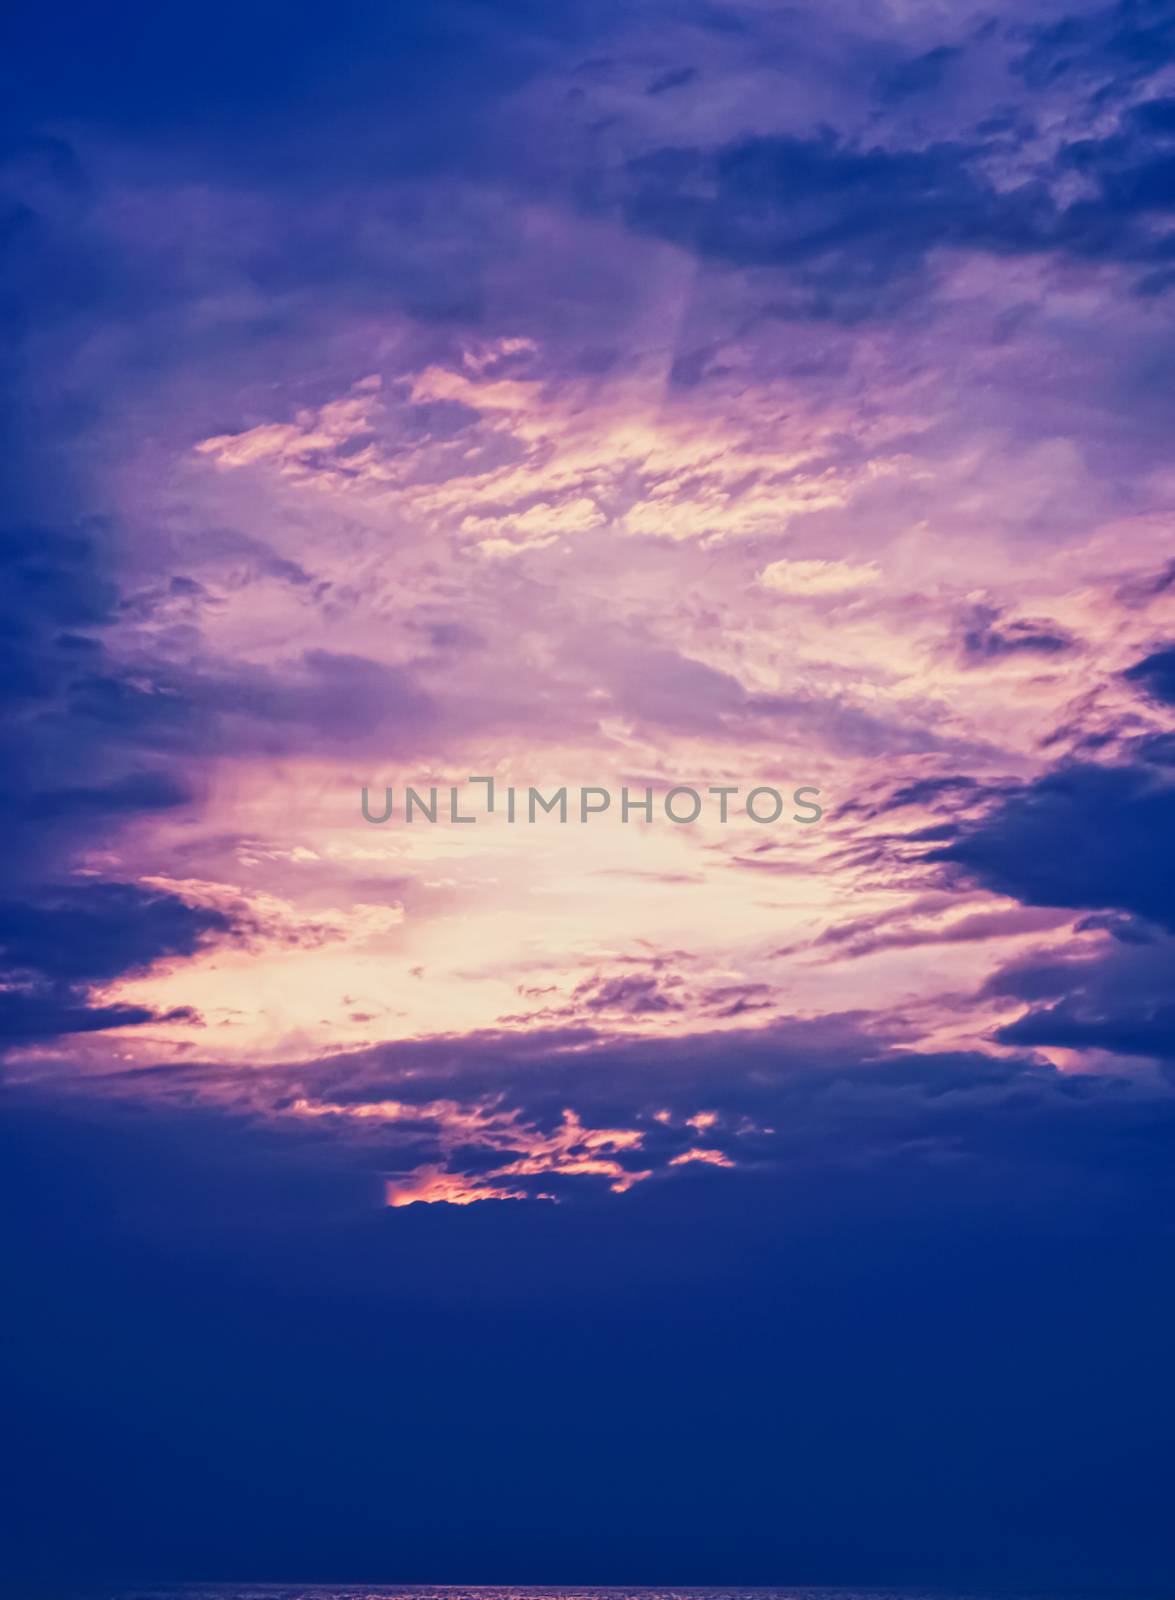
4,0,1175,1588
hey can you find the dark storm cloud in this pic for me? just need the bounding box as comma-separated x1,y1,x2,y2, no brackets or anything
0,562,437,1051
0,881,227,1049
875,43,964,103
1124,641,1175,704
0,881,230,987
0,518,434,1057
624,131,1048,319
959,604,1076,664
929,761,1175,930
647,65,699,95
88,1009,1175,1205
1012,0,1175,92
0,135,244,1051
0,990,198,1042
998,994,1175,1059
622,63,1175,316
0,512,434,858
0,522,195,876
66,648,436,754
0,0,633,379
985,927,1175,1068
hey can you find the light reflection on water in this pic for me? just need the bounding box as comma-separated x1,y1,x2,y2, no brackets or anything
67,1587,1137,1600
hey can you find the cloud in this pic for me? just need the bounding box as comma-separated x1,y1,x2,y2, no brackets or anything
34,998,1175,1211
647,65,699,96
6,0,1175,1583
0,880,229,1049
622,73,1175,316
758,556,881,595
876,44,963,104
0,881,231,985
1013,0,1175,92
986,928,1175,1068
622,130,1047,318
0,990,198,1043
959,604,1076,664
1124,642,1175,705
930,762,1175,931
